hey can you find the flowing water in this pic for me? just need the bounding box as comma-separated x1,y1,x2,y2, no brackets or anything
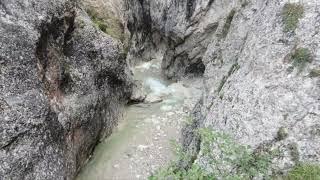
77,59,202,180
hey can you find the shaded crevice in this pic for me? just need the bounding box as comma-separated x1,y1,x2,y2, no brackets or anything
35,10,77,97
63,11,76,57
185,58,205,76
180,99,203,170
220,9,236,39
186,0,196,20
208,0,215,8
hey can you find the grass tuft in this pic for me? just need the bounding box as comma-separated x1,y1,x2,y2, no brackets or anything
282,3,304,32
290,48,312,72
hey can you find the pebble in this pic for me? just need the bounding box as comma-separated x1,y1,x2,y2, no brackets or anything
137,145,148,151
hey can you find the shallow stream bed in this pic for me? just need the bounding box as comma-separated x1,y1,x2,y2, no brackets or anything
77,59,202,180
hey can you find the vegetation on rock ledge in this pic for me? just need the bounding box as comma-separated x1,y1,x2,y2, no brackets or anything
284,164,320,180
150,128,276,179
282,3,304,32
86,8,125,42
290,48,312,73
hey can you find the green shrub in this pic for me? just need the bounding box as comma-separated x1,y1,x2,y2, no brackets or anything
309,69,320,78
150,128,275,179
285,164,320,180
282,3,304,32
290,48,312,72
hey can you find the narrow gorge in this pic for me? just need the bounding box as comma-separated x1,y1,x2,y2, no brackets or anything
1,0,319,180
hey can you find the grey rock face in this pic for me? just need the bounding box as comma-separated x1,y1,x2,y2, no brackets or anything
126,0,207,79
0,0,132,179
127,0,320,176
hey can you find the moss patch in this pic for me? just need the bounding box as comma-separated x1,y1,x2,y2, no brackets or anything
282,3,304,32
86,8,125,41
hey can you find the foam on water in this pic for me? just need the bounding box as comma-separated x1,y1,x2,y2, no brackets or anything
145,78,170,95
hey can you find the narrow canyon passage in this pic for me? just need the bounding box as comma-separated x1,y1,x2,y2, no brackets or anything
1,1,319,179
77,59,203,179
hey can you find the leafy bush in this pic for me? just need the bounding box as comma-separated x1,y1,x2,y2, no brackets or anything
282,3,304,32
150,128,275,179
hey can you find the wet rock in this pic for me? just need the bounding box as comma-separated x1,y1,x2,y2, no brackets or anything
129,80,147,103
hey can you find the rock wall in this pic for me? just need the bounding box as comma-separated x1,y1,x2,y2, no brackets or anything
127,0,320,176
0,0,132,179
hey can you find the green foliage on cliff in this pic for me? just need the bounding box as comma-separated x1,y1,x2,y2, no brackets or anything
282,3,304,32
284,164,320,180
150,128,275,179
149,140,212,180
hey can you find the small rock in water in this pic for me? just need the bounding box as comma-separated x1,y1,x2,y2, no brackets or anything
145,94,163,103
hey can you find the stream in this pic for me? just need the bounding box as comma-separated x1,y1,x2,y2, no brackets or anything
77,59,202,180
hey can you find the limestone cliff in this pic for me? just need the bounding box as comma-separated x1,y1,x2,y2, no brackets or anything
0,0,132,179
127,0,320,177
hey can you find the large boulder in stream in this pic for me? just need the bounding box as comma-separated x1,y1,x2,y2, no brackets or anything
127,0,320,177
0,0,132,179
